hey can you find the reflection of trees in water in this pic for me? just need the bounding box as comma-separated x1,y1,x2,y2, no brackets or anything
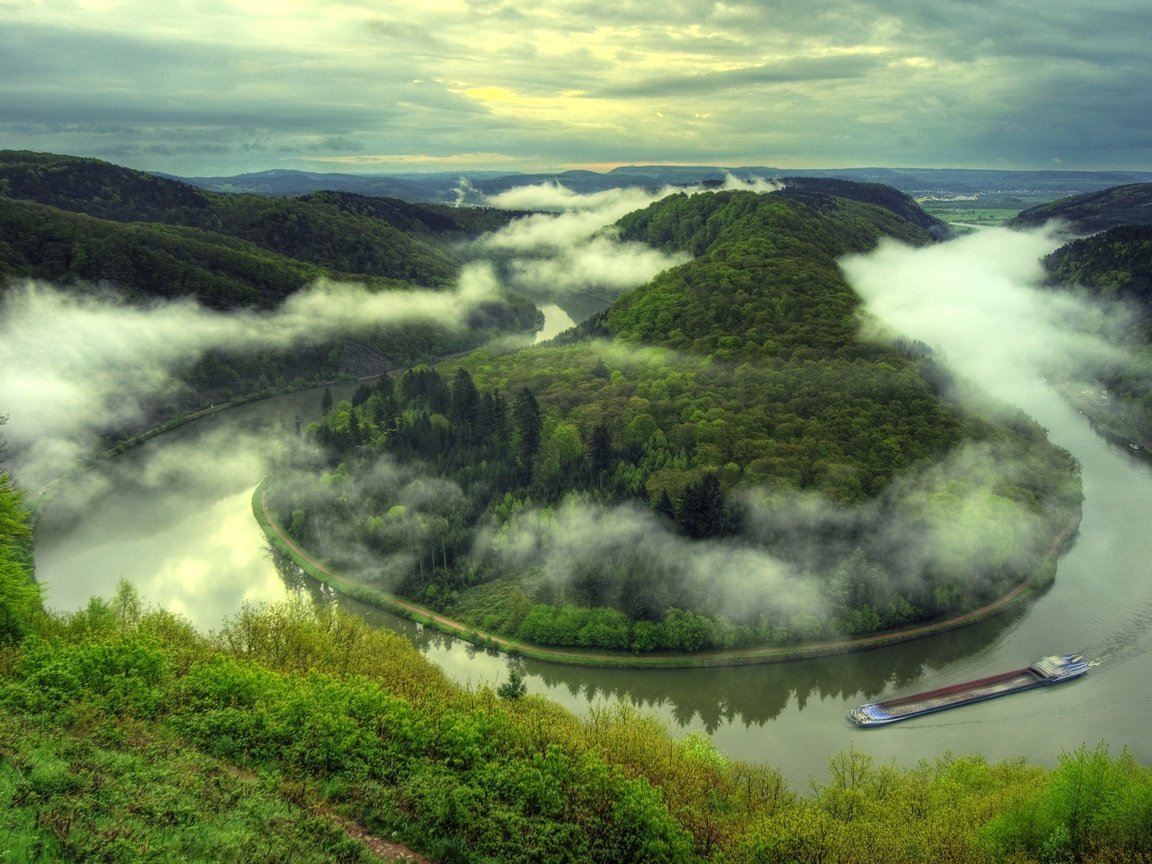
269,536,1030,732
268,546,339,606
522,605,1027,732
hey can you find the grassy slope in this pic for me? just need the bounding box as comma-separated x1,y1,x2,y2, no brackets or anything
3,583,1151,864
1,467,1150,863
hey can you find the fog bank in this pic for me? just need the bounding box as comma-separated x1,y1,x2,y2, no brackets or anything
841,225,1134,412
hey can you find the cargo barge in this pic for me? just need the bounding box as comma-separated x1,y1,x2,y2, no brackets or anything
849,655,1089,727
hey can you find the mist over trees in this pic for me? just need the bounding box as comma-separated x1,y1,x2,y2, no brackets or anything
270,186,1082,653
0,153,540,479
1039,222,1152,442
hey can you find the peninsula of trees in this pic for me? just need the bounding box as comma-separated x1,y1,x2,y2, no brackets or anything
269,185,1082,655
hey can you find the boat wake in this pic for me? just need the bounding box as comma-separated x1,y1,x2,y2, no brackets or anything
1080,599,1152,669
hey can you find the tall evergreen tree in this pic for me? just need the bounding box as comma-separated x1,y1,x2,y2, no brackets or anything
512,387,542,469
588,423,614,485
677,473,731,539
449,368,480,442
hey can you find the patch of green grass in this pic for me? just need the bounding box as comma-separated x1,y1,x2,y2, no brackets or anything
451,576,538,635
923,206,1022,225
0,714,374,864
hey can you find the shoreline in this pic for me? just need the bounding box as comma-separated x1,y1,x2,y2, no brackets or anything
254,480,1082,669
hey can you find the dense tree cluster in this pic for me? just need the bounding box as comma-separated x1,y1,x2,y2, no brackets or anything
1010,181,1152,234
1041,224,1152,441
272,189,1082,653
0,195,331,309
0,150,529,286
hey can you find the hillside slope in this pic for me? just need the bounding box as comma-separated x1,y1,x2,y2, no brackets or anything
1041,224,1152,442
0,150,521,286
1010,182,1152,233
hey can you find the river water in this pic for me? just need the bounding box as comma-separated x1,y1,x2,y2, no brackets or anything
31,379,1152,788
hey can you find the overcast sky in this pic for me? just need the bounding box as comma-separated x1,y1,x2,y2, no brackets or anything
3,0,1151,176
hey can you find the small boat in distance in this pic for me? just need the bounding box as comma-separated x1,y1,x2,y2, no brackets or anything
849,655,1089,727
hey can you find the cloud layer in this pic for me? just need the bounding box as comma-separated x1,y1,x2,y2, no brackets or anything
0,271,499,488
2,2,1151,173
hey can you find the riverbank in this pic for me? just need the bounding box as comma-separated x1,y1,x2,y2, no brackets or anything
1053,378,1152,455
26,377,349,517
254,481,1082,669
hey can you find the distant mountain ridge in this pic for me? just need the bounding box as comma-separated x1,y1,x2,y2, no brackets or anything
170,163,1152,204
0,150,524,296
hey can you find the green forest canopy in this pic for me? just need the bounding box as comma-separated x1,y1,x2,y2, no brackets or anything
270,187,1082,655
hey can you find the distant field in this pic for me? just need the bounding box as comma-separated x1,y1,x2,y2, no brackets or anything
920,192,1066,227
922,206,1022,226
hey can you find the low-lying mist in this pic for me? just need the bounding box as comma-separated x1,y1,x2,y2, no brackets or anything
1,269,499,489
8,180,1129,642
841,224,1136,413
464,174,781,308
3,173,779,492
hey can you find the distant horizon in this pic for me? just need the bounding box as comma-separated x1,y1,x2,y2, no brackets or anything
167,162,1152,180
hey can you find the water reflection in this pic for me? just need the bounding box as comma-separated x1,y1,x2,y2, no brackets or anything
533,304,576,343
266,530,1028,732
35,480,290,629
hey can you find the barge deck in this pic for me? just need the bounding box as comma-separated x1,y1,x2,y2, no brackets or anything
849,655,1089,727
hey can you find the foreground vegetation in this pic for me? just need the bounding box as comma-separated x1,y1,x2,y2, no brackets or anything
3,464,1152,863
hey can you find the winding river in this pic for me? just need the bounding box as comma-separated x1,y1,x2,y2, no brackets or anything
31,378,1152,788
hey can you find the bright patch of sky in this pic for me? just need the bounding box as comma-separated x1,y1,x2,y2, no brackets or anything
2,0,1151,174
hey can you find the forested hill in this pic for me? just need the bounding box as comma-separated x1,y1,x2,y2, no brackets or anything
0,151,520,289
604,187,938,359
1043,224,1152,309
1010,182,1152,234
0,195,337,310
0,151,539,431
1040,223,1152,442
279,185,1081,654
778,177,952,238
1007,182,1152,444
477,187,964,503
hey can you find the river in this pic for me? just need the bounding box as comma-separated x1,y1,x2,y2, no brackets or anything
30,378,1152,788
